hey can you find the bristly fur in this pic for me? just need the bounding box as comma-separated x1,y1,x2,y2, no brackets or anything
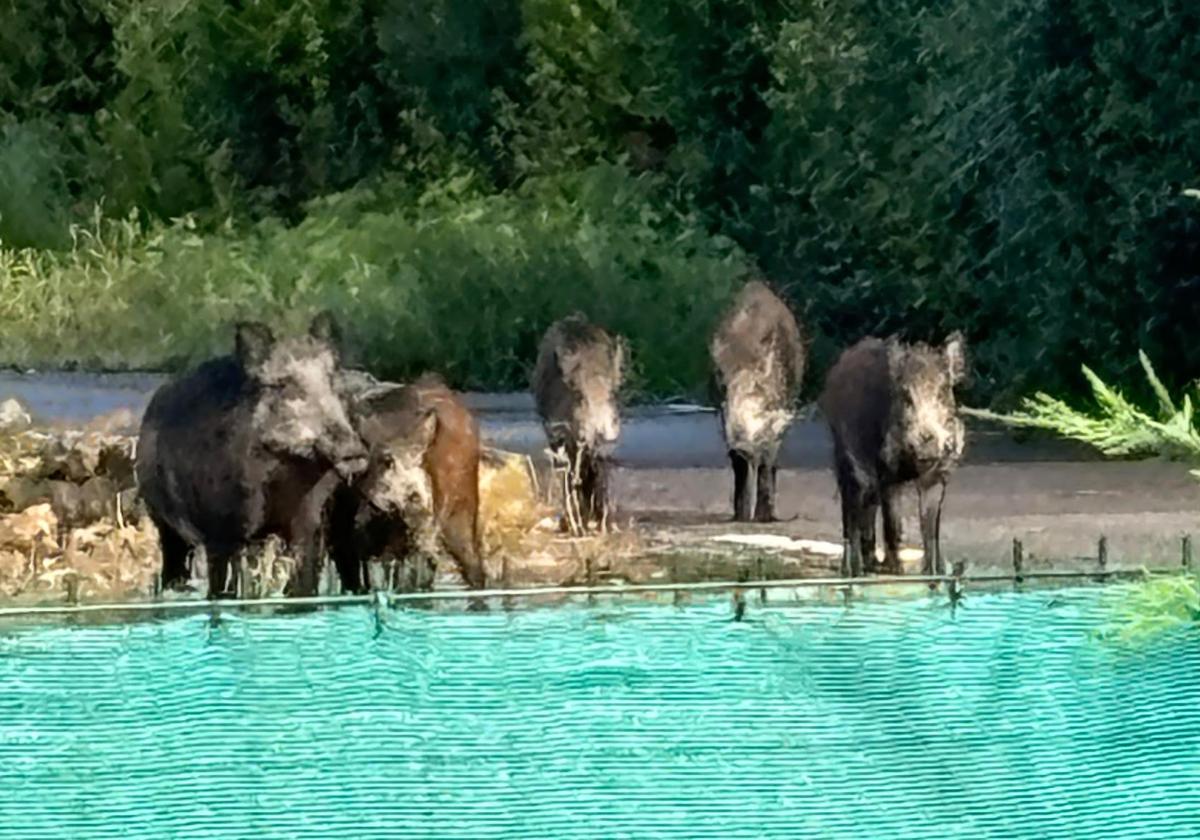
709,280,806,522
531,313,626,534
327,376,485,595
135,314,368,600
820,331,967,577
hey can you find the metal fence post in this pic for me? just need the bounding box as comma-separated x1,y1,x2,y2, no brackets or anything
732,567,748,621
586,556,596,606
948,560,965,610
756,556,767,605
1012,538,1024,587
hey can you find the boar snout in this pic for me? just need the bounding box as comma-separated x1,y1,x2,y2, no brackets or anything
590,406,620,451
332,436,370,480
336,455,369,481
593,434,618,459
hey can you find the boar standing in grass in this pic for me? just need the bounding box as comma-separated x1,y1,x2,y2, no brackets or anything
709,280,806,522
820,332,967,577
135,313,369,599
532,314,625,535
326,374,485,594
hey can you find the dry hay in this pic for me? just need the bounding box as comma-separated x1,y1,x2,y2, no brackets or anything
233,536,299,599
478,447,553,581
0,503,160,604
476,447,645,587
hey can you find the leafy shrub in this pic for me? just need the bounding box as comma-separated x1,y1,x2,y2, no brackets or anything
4,0,1200,404
967,351,1200,480
0,0,118,246
0,166,746,395
0,122,75,249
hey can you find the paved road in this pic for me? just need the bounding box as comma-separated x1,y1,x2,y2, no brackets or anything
0,369,1098,466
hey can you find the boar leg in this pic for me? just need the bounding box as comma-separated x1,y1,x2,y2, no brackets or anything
932,479,947,575
753,458,778,523
731,451,752,521
563,445,586,536
578,453,599,532
286,478,341,597
841,494,877,577
600,459,616,533
285,531,325,597
834,449,864,576
881,486,903,574
588,456,613,534
859,497,879,575
205,550,234,601
917,480,947,576
442,509,486,591
153,515,192,591
844,506,866,577
326,487,365,594
839,496,855,577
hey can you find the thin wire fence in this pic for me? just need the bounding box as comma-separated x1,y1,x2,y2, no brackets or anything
0,543,1193,620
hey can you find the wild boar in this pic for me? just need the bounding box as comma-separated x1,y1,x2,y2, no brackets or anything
819,332,967,577
531,313,625,535
709,280,806,522
135,313,369,599
326,374,485,594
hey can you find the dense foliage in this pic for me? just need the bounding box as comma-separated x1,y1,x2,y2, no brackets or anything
2,0,1199,401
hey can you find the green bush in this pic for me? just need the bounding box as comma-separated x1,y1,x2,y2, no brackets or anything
4,0,1200,402
0,166,745,395
0,0,117,246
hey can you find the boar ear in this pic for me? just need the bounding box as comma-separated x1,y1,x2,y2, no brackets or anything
884,334,906,372
613,335,628,380
416,407,439,450
309,310,342,347
944,331,967,384
235,321,275,376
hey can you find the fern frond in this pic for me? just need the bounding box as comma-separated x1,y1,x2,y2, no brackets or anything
1140,350,1177,418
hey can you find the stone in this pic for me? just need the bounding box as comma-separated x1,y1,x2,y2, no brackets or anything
0,398,32,432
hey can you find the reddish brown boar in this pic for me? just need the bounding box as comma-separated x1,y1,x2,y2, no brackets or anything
709,280,806,522
820,333,967,577
327,374,485,594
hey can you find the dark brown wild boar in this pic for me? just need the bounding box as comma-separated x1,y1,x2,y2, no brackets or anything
709,280,806,522
135,313,369,599
819,333,966,577
326,374,485,594
531,313,625,535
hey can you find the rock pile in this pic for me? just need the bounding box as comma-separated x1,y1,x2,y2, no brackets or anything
0,396,602,606
1,402,157,604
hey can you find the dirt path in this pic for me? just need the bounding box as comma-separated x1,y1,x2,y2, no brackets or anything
616,461,1200,575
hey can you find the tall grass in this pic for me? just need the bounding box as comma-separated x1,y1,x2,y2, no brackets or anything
0,166,746,397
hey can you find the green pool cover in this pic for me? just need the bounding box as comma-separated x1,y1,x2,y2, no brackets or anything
1,589,1197,838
